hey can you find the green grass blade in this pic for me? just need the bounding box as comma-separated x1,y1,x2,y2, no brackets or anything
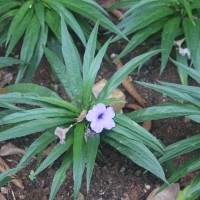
116,18,166,60
171,59,200,84
45,9,61,41
0,57,23,68
83,37,111,109
86,134,100,192
159,155,200,192
6,8,34,56
44,47,74,100
160,16,181,73
35,132,73,175
1,108,75,125
160,134,200,163
183,0,195,25
25,25,48,82
114,114,164,154
177,173,200,200
27,96,80,113
49,152,73,200
20,14,41,61
98,50,160,100
103,132,166,182
16,14,41,82
44,0,86,46
6,0,34,44
83,23,98,80
176,50,188,85
0,117,74,141
126,103,200,122
136,81,200,106
118,6,174,36
18,129,57,168
34,2,45,30
5,83,60,98
183,19,200,70
73,123,85,199
61,15,83,106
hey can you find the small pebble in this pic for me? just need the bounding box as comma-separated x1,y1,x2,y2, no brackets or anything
145,184,151,190
0,187,8,194
19,195,26,199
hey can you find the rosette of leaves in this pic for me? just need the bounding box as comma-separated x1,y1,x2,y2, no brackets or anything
110,0,200,83
126,60,200,199
0,0,124,82
0,17,166,199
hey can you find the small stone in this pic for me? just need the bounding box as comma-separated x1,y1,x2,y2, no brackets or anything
145,184,151,190
77,192,84,200
19,195,26,199
1,187,8,194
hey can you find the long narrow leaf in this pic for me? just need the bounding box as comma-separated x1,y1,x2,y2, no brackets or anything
35,132,73,175
98,50,160,100
73,123,85,199
49,152,73,200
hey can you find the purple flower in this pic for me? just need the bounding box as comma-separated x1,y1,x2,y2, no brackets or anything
54,125,73,144
86,103,115,133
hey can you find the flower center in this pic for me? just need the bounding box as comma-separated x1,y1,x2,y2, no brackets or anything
98,113,104,119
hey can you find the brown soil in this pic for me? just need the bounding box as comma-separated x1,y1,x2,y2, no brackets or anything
1,2,200,200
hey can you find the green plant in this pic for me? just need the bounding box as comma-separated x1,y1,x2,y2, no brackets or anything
0,0,124,82
0,18,166,199
110,0,200,84
126,60,200,200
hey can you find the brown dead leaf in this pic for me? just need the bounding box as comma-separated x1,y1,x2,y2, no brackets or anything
0,70,13,88
76,110,87,122
111,54,146,107
102,0,124,19
43,144,56,157
93,79,126,112
77,192,84,200
0,157,24,190
0,89,8,94
146,183,180,200
0,143,25,157
0,193,7,200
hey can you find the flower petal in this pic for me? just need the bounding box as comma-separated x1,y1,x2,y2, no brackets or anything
92,103,106,113
103,119,115,130
86,110,96,122
91,121,104,133
104,107,115,119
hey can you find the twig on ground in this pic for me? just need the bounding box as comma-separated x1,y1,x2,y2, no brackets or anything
0,157,24,190
102,0,124,19
111,53,146,107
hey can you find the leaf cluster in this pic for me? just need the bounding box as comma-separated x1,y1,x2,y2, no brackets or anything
112,0,200,82
0,18,165,199
0,0,123,82
126,60,200,200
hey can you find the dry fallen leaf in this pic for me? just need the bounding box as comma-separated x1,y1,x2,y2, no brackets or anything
77,192,84,200
102,0,124,19
93,79,126,112
146,183,180,200
0,70,13,88
0,157,24,190
0,143,26,157
76,110,87,122
43,144,56,157
0,192,7,200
